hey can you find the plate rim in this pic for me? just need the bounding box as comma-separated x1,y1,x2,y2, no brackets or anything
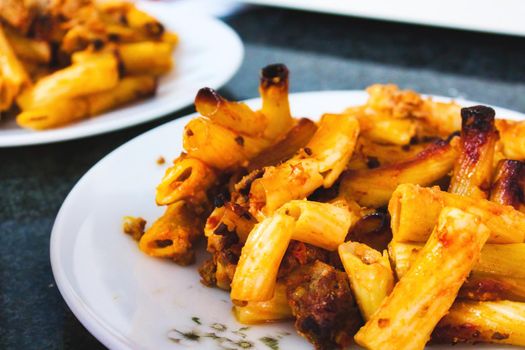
0,4,244,148
50,90,525,350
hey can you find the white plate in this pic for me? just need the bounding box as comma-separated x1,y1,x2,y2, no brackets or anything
51,91,522,350
0,1,243,147
238,0,525,37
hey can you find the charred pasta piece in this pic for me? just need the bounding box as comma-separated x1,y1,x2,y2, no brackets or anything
449,106,498,198
490,159,525,211
248,118,317,171
433,300,525,347
195,87,268,138
339,139,458,208
389,183,525,243
184,116,273,170
286,261,362,350
259,64,295,140
355,208,490,350
339,242,394,321
389,241,525,302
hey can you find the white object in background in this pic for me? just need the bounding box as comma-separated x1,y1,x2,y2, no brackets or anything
50,90,525,350
171,0,245,18
0,1,243,147
238,0,525,37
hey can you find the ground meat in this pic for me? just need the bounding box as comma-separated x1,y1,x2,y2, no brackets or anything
198,258,217,287
286,260,363,350
122,216,146,241
278,241,330,278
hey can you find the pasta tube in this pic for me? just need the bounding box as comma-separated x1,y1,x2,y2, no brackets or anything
490,159,525,211
16,99,90,130
204,204,255,253
389,183,525,243
279,200,357,251
433,300,525,347
259,64,294,140
359,114,416,145
87,75,157,115
355,207,490,350
249,113,359,216
4,26,50,64
233,283,292,324
139,201,203,265
348,138,430,170
230,213,294,302
119,42,173,75
340,140,458,208
496,119,525,160
0,24,29,111
339,242,394,320
249,159,324,217
17,53,119,110
194,87,268,137
449,106,498,198
305,113,360,187
248,118,317,170
183,117,272,170
156,156,217,205
390,241,525,302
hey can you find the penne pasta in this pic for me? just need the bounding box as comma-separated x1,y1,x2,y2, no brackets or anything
390,241,525,302
339,242,394,320
249,158,324,218
433,300,525,347
0,23,30,111
305,113,360,187
279,200,357,251
358,113,416,145
183,117,272,170
449,106,498,198
139,201,203,265
156,155,217,206
4,26,51,64
490,159,525,212
233,283,293,324
87,75,157,115
496,119,525,160
119,41,173,76
247,118,318,171
389,183,525,243
355,207,490,350
17,52,119,110
16,98,90,130
340,139,458,208
348,138,431,170
194,87,268,137
230,213,294,302
259,64,294,140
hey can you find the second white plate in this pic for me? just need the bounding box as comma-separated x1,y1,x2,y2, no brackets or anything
51,91,523,350
0,1,243,147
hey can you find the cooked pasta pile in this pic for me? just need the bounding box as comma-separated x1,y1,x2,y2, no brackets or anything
0,0,177,129
124,64,525,350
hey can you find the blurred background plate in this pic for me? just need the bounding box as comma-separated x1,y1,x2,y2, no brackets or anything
50,90,524,350
238,0,525,37
0,1,243,147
